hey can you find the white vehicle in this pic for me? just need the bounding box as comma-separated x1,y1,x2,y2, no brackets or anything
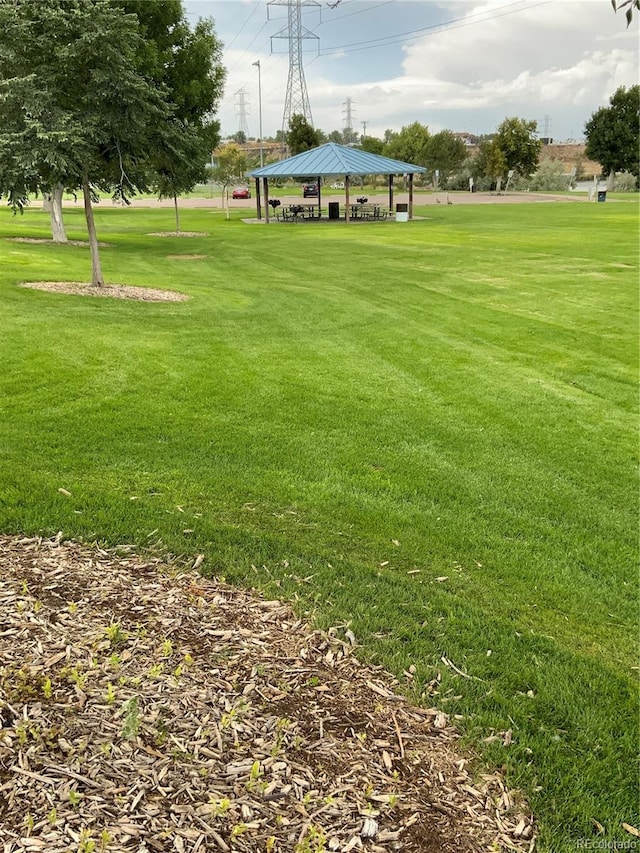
330,181,345,189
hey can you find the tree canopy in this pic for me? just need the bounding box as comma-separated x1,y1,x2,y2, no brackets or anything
383,122,430,166
492,117,542,178
585,85,640,179
424,131,467,181
118,0,225,226
286,115,321,156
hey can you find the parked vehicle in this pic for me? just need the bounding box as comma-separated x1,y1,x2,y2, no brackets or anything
302,183,319,198
232,187,250,199
330,181,345,189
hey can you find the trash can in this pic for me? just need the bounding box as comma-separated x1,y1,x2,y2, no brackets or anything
597,190,607,203
328,202,340,220
396,203,408,213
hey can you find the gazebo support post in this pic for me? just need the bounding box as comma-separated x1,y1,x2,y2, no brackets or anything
345,175,350,223
317,175,321,217
264,178,270,224
388,175,394,215
408,173,414,220
255,178,262,221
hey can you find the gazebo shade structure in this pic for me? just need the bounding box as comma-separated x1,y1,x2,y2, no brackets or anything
249,142,426,223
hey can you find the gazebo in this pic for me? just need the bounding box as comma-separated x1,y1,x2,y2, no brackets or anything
249,142,426,223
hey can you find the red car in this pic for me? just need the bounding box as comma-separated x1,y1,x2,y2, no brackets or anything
232,187,250,199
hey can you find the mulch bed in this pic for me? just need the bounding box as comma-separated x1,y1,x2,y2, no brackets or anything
0,535,535,852
5,238,111,247
18,282,189,302
147,232,208,238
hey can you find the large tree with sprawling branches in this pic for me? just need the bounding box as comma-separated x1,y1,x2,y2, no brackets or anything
0,0,178,284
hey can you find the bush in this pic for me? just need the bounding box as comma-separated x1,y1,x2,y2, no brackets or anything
613,171,637,192
515,159,569,192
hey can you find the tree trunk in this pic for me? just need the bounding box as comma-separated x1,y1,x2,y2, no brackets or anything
607,169,615,190
173,193,180,234
82,173,104,287
50,183,67,243
42,192,52,213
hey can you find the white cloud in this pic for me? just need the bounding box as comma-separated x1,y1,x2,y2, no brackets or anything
395,0,638,127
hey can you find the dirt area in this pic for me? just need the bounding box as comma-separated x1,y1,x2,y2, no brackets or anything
0,535,535,852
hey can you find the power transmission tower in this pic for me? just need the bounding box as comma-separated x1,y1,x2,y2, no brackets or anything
268,0,319,133
342,96,356,143
538,114,552,141
234,88,251,138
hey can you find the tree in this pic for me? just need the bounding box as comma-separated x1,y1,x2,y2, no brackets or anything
493,117,542,179
383,122,430,166
0,0,181,285
424,131,467,184
211,144,248,219
585,85,640,186
611,0,639,25
360,136,384,156
286,114,321,155
119,2,225,234
474,139,507,184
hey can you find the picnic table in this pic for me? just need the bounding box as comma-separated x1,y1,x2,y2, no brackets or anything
279,204,322,222
349,203,387,221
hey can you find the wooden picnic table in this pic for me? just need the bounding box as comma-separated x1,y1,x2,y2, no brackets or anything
349,203,387,221
280,204,322,222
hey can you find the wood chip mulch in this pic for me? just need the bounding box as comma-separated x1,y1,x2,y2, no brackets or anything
165,255,207,261
0,535,536,852
18,282,189,302
5,238,111,247
147,232,208,238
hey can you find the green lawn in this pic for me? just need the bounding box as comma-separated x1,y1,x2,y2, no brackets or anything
0,199,637,851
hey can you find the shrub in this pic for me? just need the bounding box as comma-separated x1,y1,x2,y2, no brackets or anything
613,171,637,192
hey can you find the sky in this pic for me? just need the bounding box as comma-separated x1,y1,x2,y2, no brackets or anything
183,0,639,142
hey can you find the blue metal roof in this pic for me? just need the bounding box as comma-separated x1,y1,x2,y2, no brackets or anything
249,142,426,178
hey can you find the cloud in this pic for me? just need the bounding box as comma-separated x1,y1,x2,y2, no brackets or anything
399,0,637,116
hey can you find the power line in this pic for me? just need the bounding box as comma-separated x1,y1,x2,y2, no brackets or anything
318,0,550,56
224,1,263,52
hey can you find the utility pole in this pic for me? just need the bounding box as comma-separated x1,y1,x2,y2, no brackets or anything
269,0,319,134
361,120,367,140
252,61,264,167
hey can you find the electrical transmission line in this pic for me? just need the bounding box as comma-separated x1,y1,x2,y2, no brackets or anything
268,0,319,132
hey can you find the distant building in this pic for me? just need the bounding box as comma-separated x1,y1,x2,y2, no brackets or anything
453,132,479,147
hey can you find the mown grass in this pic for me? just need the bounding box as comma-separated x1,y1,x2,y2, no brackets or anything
0,199,637,851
